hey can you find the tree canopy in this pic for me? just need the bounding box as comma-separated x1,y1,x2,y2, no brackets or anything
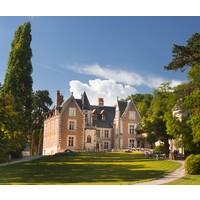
164,32,200,153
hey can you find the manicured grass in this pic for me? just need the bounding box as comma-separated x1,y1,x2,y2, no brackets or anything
0,152,180,184
168,175,200,185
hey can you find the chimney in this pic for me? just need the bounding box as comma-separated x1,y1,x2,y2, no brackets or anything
56,90,64,107
98,98,104,106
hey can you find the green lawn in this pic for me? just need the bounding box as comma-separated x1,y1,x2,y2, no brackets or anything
168,175,200,185
0,152,181,185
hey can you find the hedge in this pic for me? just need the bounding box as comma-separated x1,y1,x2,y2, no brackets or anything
185,154,200,174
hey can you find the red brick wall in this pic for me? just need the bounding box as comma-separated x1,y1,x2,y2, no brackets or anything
59,98,84,151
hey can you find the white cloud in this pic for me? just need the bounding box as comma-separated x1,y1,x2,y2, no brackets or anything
66,64,183,105
68,64,182,89
70,64,144,86
170,80,183,88
69,79,137,106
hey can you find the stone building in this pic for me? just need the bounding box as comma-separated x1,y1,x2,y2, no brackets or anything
43,91,148,155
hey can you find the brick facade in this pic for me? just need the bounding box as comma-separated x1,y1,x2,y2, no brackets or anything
43,91,147,155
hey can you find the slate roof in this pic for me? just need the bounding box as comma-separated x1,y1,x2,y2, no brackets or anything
81,91,90,110
90,105,115,128
75,91,90,110
93,120,113,128
75,99,82,109
59,92,129,128
117,100,127,116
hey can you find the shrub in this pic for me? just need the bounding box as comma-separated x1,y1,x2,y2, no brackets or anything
185,154,200,174
154,144,165,153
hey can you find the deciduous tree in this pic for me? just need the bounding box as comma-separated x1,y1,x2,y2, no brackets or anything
30,90,52,155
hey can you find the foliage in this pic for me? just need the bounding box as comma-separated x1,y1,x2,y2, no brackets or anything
146,133,157,146
165,33,200,72
2,22,33,134
0,22,54,161
127,93,153,117
0,22,33,160
185,154,200,175
0,92,26,161
30,90,52,155
142,82,172,156
154,144,165,153
165,32,200,151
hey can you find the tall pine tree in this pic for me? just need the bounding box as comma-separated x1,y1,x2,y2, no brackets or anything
165,33,200,149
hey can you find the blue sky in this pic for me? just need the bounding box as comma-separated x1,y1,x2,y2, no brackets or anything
0,17,199,105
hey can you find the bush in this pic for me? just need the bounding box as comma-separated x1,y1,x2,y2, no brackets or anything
185,154,200,174
154,144,165,153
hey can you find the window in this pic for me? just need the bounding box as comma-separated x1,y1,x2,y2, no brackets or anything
69,108,76,116
96,130,100,137
104,130,109,138
85,114,89,125
129,139,135,148
104,142,109,150
129,124,135,134
68,136,75,147
129,111,136,120
68,120,76,130
87,135,91,143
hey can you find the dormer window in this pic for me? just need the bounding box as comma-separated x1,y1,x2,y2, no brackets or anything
100,110,106,120
93,114,97,120
92,109,97,120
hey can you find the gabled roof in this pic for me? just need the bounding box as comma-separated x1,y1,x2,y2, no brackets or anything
117,100,127,116
121,99,141,120
60,94,83,117
81,91,90,110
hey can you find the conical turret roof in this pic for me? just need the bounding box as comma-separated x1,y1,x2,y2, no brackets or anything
82,91,90,110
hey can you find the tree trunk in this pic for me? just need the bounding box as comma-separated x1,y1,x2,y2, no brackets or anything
163,136,169,158
30,131,35,156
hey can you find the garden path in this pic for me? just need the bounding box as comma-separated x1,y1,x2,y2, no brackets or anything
135,160,185,185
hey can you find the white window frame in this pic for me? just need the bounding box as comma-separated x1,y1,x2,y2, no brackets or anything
68,120,76,130
129,111,136,120
67,135,76,147
104,130,109,138
69,107,76,117
128,123,135,134
104,141,109,150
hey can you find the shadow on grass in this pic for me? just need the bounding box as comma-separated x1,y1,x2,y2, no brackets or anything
37,152,152,163
0,161,167,184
